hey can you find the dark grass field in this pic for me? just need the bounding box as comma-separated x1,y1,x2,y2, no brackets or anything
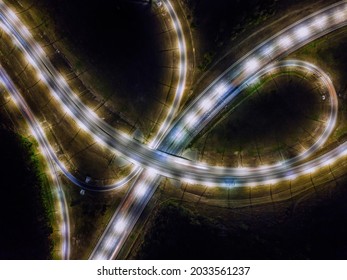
183,0,278,70
35,0,165,133
135,181,347,260
38,0,163,97
0,129,52,259
209,75,320,149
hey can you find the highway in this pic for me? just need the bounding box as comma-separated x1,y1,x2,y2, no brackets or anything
0,66,70,260
149,0,187,149
89,59,339,259
0,0,189,259
0,0,347,260
89,1,346,259
0,1,346,186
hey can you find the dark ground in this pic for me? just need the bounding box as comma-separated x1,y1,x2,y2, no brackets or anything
201,75,321,150
0,128,52,259
183,0,278,70
34,0,165,133
135,180,347,260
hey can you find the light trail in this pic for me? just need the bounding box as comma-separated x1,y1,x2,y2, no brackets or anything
90,1,347,259
89,0,188,260
89,59,339,259
1,0,347,260
0,66,70,260
0,0,189,260
149,0,187,148
0,0,188,190
1,0,346,186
